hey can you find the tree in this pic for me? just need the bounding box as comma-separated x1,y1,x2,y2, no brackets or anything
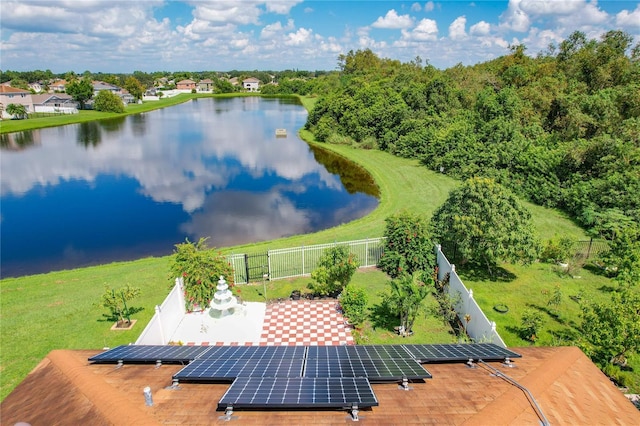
99,284,141,326
5,103,27,119
378,211,435,279
388,271,431,336
93,90,125,113
580,289,640,366
169,237,235,311
339,284,368,327
124,76,145,101
430,177,539,275
308,245,359,296
66,78,93,109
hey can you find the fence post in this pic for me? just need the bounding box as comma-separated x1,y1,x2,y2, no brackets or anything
302,245,305,275
587,237,593,259
155,305,165,345
244,254,250,284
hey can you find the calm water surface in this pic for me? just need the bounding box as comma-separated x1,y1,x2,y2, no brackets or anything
0,97,378,277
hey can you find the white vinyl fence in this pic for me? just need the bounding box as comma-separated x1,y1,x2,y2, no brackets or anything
435,244,507,347
135,277,186,345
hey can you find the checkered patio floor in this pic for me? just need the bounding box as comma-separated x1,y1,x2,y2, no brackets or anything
184,299,354,346
259,300,354,346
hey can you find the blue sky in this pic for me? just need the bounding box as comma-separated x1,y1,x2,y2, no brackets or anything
1,1,639,73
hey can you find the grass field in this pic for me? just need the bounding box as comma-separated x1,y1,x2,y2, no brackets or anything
0,95,609,401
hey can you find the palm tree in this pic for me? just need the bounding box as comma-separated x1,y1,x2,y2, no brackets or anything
6,103,28,119
390,272,430,336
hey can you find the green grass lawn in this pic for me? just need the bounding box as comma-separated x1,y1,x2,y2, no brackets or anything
0,95,606,401
239,267,456,345
459,261,639,392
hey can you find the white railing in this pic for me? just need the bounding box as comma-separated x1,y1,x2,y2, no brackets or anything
435,245,507,347
135,277,186,345
227,238,385,284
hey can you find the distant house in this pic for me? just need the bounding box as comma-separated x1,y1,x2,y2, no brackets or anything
242,77,260,92
0,86,34,118
49,79,68,92
176,79,196,91
228,77,239,86
92,81,121,96
28,82,43,93
31,93,78,114
119,91,136,104
198,79,214,92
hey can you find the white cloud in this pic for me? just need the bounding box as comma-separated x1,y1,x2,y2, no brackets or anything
499,0,531,32
264,0,304,15
261,19,295,39
519,0,584,16
411,3,422,12
449,16,467,40
284,27,313,46
424,2,435,13
616,5,640,28
409,18,439,41
371,9,414,29
522,28,565,53
192,2,261,25
470,21,491,36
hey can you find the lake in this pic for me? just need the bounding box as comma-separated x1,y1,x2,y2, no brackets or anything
0,97,379,278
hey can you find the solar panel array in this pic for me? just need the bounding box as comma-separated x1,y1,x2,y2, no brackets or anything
305,357,431,381
402,343,522,363
174,358,305,382
218,377,378,409
87,345,210,363
89,343,521,413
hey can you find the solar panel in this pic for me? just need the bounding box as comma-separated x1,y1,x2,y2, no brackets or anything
307,345,411,360
218,377,379,409
195,345,306,361
174,357,304,382
402,343,522,363
88,345,211,364
304,357,431,382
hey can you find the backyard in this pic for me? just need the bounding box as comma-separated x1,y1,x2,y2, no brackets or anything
1,94,637,399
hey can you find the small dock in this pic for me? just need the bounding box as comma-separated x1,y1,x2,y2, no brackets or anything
275,128,287,137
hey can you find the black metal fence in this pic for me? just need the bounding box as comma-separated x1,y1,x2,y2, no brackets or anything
440,238,609,265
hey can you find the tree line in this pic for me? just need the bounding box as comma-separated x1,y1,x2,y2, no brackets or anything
299,31,639,285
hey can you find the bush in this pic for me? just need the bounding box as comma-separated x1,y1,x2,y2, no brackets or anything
99,284,141,325
340,284,368,327
169,237,234,311
308,245,359,296
378,211,434,279
520,309,543,342
93,90,125,113
540,236,574,263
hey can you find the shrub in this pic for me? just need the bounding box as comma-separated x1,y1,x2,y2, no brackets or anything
340,284,368,327
99,284,141,325
520,309,543,342
540,236,574,263
308,245,359,296
378,211,434,279
93,90,125,113
169,237,234,311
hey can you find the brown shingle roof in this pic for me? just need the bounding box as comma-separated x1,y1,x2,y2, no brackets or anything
0,86,31,94
1,346,638,425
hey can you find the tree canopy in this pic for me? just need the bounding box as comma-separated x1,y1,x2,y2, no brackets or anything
65,78,94,109
301,32,639,247
93,90,124,113
430,177,539,274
